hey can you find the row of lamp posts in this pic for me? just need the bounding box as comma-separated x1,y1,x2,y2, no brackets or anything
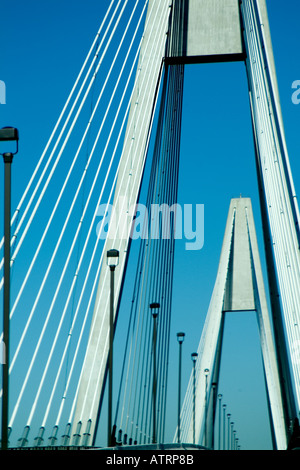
105,260,240,450
218,394,240,450
106,252,242,450
0,128,239,450
105,259,199,449
105,247,201,448
0,141,198,451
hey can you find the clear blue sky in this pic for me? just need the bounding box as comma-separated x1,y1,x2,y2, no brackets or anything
0,0,300,450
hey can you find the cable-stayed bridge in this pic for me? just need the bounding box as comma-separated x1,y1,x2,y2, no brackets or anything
0,0,300,451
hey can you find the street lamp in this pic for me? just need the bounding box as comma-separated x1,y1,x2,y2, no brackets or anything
211,382,217,449
222,404,226,450
218,394,222,450
191,352,198,445
176,332,185,444
204,368,209,447
0,126,19,451
233,429,237,450
106,248,119,447
230,422,234,450
150,302,160,444
227,413,231,450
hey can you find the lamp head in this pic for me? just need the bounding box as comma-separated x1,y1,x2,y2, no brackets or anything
106,249,119,268
0,127,19,155
150,302,160,318
191,352,198,362
177,332,185,344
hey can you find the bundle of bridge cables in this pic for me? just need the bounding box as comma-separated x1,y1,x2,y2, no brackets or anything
0,0,186,448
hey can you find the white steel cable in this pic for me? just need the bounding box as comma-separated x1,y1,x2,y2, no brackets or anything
0,0,124,292
3,0,131,332
8,0,166,436
118,79,170,433
8,0,138,323
29,1,148,429
86,82,166,438
73,5,168,426
119,214,155,431
244,0,296,430
67,55,163,426
0,0,119,281
256,4,300,231
81,4,169,425
0,0,116,256
55,92,134,427
0,0,122,397
8,0,144,427
243,0,300,407
241,1,300,427
125,67,185,440
78,5,166,424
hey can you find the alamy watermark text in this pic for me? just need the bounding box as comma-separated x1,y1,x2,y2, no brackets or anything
96,198,204,251
0,80,6,104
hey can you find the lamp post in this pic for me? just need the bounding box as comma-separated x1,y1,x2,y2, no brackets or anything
204,368,209,447
218,394,222,450
222,404,226,450
231,422,234,449
0,127,19,451
106,248,119,447
191,352,198,445
233,430,237,450
176,332,185,444
227,413,231,450
150,302,160,444
211,382,217,449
